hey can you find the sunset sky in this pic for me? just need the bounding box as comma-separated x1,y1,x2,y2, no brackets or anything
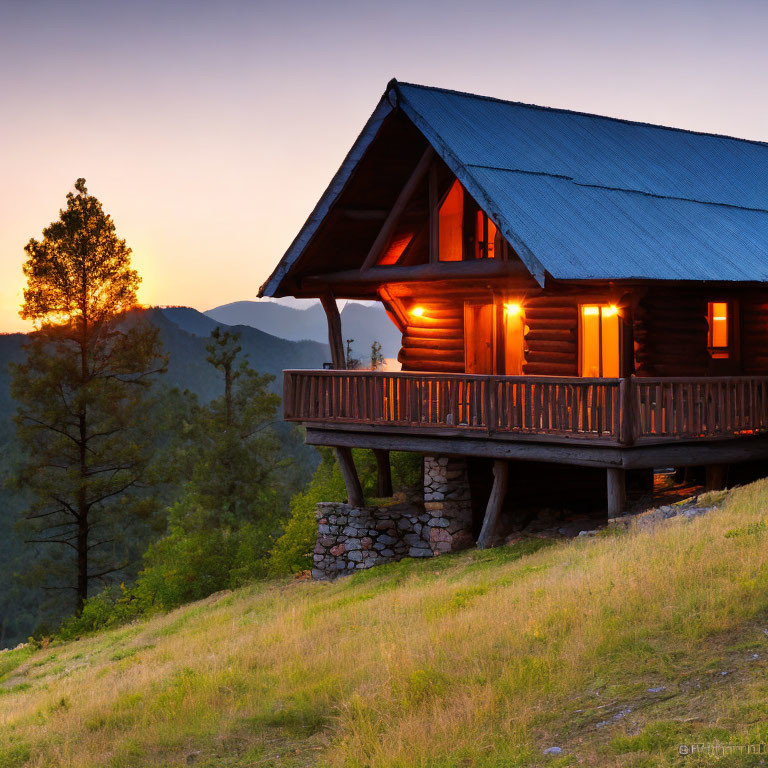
1,0,767,332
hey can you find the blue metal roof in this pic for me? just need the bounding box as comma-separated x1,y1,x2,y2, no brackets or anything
260,80,768,295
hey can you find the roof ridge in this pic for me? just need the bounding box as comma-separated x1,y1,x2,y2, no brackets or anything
392,80,768,150
465,163,768,215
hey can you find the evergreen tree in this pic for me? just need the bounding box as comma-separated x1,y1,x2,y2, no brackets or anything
370,340,384,370
10,179,165,613
191,327,283,529
137,328,286,608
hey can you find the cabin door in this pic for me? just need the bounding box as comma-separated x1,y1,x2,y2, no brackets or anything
464,302,526,375
464,303,496,374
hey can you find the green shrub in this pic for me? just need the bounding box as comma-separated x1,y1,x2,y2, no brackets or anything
59,585,147,640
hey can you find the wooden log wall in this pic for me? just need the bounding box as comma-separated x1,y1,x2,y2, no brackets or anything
634,289,709,376
741,295,768,374
398,299,465,373
522,296,578,376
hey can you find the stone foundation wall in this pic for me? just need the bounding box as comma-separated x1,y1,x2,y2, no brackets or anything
312,501,432,580
423,456,474,553
311,455,476,580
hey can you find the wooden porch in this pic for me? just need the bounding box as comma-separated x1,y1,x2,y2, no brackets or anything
285,369,768,526
284,370,768,446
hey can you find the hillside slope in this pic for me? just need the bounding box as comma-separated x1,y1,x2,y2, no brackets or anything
3,482,768,767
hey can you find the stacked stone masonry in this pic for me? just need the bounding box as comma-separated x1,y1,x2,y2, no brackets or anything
312,455,475,580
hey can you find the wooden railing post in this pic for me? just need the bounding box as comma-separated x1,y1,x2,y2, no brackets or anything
619,376,636,446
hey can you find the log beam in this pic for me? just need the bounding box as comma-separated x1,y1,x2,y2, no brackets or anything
334,446,364,507
373,449,393,497
606,467,626,517
305,258,531,291
360,146,435,271
477,460,510,549
320,293,346,369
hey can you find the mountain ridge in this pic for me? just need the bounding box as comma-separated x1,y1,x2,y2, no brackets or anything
204,299,402,362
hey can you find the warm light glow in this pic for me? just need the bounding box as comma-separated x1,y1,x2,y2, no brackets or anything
708,301,729,354
505,302,522,316
438,180,464,262
411,306,425,317
580,304,620,377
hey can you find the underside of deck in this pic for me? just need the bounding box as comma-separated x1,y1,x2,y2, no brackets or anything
303,422,768,470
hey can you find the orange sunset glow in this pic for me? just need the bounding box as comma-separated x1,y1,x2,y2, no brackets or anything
2,0,767,332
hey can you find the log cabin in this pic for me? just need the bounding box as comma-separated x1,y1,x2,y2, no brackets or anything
260,79,768,550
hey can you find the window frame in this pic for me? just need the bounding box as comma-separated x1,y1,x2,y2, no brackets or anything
578,303,622,378
707,300,732,359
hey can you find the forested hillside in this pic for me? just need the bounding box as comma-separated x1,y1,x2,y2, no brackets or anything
0,308,328,648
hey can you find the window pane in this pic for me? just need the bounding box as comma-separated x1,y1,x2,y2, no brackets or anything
580,306,601,377
438,181,463,261
487,218,497,258
709,302,728,348
473,211,498,259
504,303,525,374
580,305,620,377
601,308,620,377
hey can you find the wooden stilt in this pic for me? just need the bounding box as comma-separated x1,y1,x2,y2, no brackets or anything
320,293,346,369
373,449,393,497
705,464,726,491
477,460,509,549
606,467,626,517
334,446,364,507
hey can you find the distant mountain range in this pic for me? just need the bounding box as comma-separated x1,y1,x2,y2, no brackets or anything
0,299,403,440
204,300,402,364
154,306,328,401
0,307,330,444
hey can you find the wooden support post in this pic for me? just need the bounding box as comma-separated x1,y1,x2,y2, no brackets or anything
705,464,726,491
477,460,509,549
320,293,346,369
334,446,364,507
606,467,626,517
373,449,393,497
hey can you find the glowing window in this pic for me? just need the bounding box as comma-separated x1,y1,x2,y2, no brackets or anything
708,302,729,358
503,302,525,374
580,305,620,377
438,180,463,262
474,210,497,259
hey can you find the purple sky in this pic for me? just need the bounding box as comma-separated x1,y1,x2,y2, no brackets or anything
2,0,767,331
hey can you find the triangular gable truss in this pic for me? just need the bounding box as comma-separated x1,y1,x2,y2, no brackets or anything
259,82,543,299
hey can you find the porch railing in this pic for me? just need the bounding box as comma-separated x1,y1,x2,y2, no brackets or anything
284,370,768,445
633,377,768,440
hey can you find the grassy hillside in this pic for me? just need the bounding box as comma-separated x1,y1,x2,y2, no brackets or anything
3,481,768,767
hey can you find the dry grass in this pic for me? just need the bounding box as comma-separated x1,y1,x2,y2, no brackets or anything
3,481,768,767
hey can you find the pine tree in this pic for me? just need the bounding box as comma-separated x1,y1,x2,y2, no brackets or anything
137,328,286,608
370,340,384,370
10,179,166,612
